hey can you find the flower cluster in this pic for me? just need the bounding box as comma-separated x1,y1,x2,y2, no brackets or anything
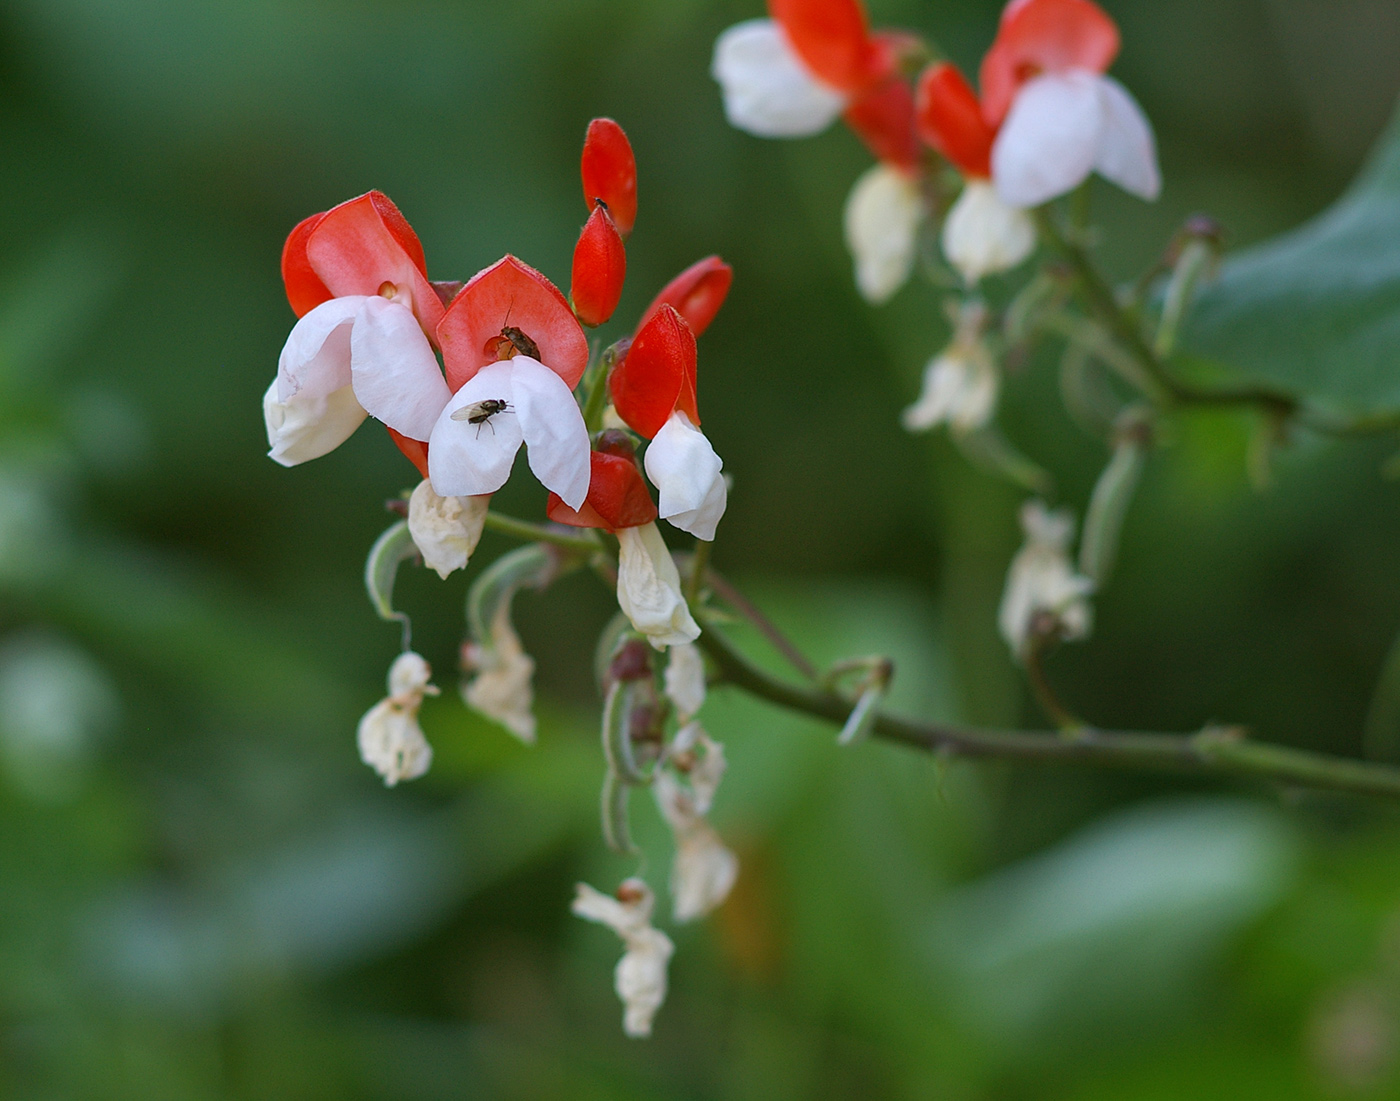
713,0,1160,295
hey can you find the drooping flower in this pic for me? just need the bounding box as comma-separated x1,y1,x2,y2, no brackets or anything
572,879,675,1038
999,499,1095,658
462,601,537,744
981,0,1160,209
609,306,727,541
357,651,439,785
843,162,924,304
266,192,452,469
617,522,701,650
915,62,1036,283
654,723,738,922
902,300,999,433
407,479,490,580
427,256,592,510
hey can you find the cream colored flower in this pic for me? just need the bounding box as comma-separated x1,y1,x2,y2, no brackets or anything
663,642,706,722
462,603,536,743
572,878,675,1038
843,163,924,304
616,522,700,650
356,651,439,785
941,179,1036,285
407,479,489,579
999,500,1095,659
902,301,998,433
654,723,738,923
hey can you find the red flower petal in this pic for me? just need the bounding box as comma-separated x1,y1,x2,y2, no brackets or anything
843,75,920,173
546,451,657,532
304,191,445,336
570,205,627,328
637,256,733,338
610,304,697,439
387,427,430,480
915,63,995,179
768,0,890,94
281,211,332,318
437,255,590,392
980,0,1120,125
581,118,638,238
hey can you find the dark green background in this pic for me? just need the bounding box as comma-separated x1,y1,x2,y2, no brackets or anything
3,0,1400,1096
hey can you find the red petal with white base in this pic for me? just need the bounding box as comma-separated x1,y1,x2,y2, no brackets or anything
304,191,445,336
281,211,332,318
436,255,590,392
980,0,1120,125
916,63,995,179
570,205,627,328
610,305,698,439
546,452,658,533
581,118,638,237
843,75,920,173
768,0,887,94
637,256,733,337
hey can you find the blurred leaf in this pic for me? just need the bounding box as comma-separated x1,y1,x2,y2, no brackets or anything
1183,98,1400,415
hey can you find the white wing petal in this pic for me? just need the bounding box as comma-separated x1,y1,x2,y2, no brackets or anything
992,71,1103,209
1093,75,1162,201
711,19,846,138
509,356,591,511
350,296,451,441
426,362,524,497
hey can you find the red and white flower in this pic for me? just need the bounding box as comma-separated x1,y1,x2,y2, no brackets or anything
427,256,591,510
610,306,727,542
266,191,450,471
712,0,923,303
982,0,1160,209
915,62,1035,284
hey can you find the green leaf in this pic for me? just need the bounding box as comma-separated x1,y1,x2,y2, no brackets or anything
1183,101,1400,416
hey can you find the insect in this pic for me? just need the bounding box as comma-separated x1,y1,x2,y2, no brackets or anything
451,398,513,437
486,325,540,361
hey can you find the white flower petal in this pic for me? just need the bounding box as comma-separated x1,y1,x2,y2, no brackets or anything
264,377,368,467
998,501,1096,659
711,19,847,138
941,180,1037,284
1092,76,1161,201
843,163,924,304
509,356,591,511
407,479,489,579
616,522,701,650
427,362,524,498
350,296,452,441
572,879,674,1039
644,412,727,541
356,651,438,786
462,603,537,744
901,347,998,433
992,71,1103,209
663,642,707,721
276,296,363,403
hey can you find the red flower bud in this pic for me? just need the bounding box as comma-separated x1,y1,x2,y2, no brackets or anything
581,118,638,238
546,451,657,532
638,256,732,338
570,205,627,327
609,305,698,439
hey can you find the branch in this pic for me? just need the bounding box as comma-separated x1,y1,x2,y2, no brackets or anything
695,621,1400,801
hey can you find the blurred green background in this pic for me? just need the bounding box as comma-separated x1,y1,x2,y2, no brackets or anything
4,0,1400,1096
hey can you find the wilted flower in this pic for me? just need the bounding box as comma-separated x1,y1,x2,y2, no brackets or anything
357,651,439,785
617,522,701,650
655,723,738,922
407,479,489,579
999,500,1095,658
663,642,707,722
462,603,537,744
843,163,924,304
902,301,998,433
572,878,675,1038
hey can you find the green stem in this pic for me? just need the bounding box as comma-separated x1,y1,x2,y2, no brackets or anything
694,620,1400,800
482,511,602,553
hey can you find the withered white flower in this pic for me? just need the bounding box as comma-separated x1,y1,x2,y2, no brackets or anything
654,723,738,923
999,500,1095,659
462,603,537,743
356,650,439,785
616,522,701,650
843,163,924,305
572,878,675,1038
663,642,707,722
407,479,490,580
902,301,998,434
942,180,1036,286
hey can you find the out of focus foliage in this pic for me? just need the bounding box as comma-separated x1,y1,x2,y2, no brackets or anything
4,0,1400,1097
